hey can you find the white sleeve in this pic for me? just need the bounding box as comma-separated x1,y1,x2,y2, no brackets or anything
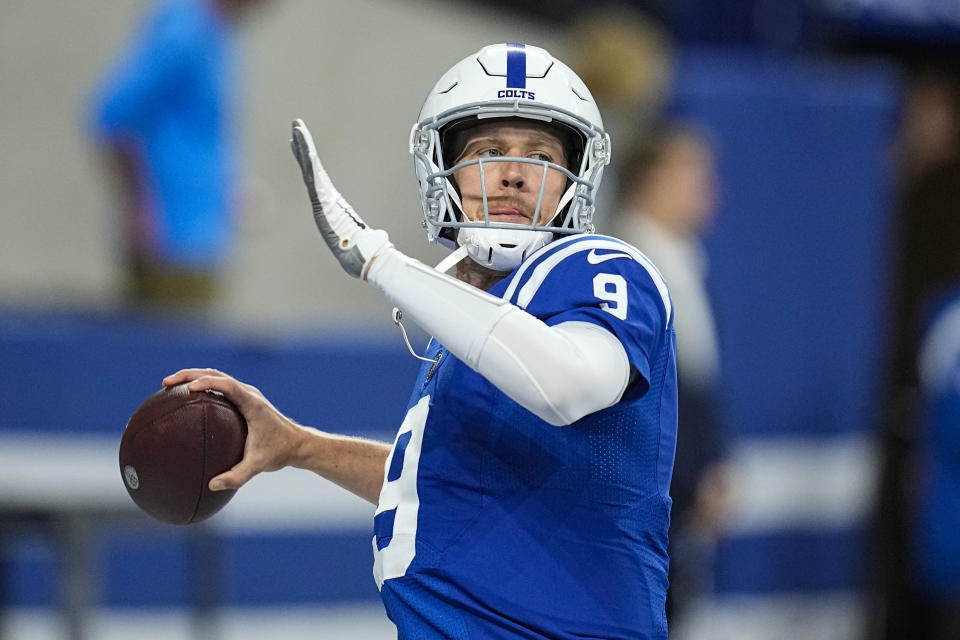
366,247,631,426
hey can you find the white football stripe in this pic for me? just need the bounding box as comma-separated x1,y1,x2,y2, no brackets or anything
501,234,585,302
510,238,672,328
678,591,865,640
3,603,394,640
0,433,375,531
724,433,877,534
0,429,877,535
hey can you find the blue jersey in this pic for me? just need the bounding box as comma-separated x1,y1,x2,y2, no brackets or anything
373,235,678,639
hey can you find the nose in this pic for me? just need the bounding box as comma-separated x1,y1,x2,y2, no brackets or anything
497,161,525,190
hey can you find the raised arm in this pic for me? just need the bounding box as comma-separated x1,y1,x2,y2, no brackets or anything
290,120,630,426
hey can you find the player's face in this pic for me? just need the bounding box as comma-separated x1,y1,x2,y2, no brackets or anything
452,121,568,226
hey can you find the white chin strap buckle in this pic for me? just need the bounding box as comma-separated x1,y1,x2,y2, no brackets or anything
458,227,552,272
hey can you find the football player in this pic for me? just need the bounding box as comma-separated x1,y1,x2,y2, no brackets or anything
165,43,678,639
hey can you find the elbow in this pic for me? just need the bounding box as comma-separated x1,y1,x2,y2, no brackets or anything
533,362,626,427
531,392,617,427
536,382,586,427
536,342,631,427
476,317,631,427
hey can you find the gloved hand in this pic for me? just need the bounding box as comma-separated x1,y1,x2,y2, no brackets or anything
290,118,391,279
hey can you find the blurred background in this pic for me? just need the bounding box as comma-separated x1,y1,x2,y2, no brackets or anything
2,0,959,638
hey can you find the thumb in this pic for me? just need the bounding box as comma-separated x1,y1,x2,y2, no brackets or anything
290,124,316,189
209,461,257,492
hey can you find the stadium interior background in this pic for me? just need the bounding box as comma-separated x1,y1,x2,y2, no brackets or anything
1,0,958,638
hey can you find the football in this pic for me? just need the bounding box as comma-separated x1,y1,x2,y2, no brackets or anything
119,384,247,525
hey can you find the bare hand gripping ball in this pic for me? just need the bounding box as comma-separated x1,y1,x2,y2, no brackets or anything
119,384,247,525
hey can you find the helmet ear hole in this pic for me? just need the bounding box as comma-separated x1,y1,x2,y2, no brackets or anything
439,227,458,244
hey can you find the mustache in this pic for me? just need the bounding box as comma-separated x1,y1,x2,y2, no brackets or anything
483,196,548,217
483,197,530,210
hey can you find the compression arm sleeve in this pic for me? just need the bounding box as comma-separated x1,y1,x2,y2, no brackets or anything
366,248,631,426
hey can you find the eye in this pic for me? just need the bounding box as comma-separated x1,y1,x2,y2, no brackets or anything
530,152,552,162
479,148,503,158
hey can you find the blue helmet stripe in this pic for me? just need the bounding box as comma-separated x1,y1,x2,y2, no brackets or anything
506,43,526,89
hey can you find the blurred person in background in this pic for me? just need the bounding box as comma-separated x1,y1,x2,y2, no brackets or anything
614,122,732,632
570,6,674,231
912,288,960,640
872,67,960,640
888,69,960,389
89,0,265,310
570,7,673,142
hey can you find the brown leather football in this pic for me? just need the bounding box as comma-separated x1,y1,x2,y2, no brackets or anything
119,384,247,525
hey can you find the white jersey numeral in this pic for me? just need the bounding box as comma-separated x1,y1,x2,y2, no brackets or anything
593,273,628,320
372,395,429,589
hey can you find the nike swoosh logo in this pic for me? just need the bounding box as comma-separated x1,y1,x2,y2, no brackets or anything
586,249,633,264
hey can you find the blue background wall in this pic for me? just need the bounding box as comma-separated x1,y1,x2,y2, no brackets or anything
671,49,897,601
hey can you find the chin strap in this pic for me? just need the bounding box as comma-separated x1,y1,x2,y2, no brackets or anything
433,245,470,274
392,246,470,362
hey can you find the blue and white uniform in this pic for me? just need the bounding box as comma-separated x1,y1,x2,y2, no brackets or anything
373,235,678,639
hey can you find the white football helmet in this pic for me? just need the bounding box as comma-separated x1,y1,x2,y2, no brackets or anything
410,43,611,272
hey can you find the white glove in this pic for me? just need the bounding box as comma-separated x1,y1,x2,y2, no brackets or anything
290,118,391,279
